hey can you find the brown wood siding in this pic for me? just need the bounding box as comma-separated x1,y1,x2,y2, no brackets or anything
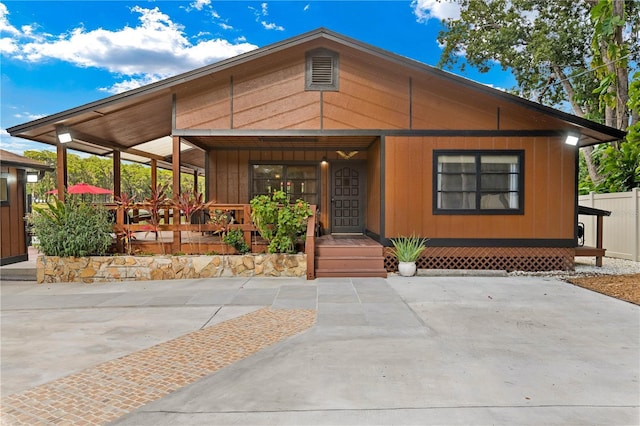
410,73,569,131
384,136,575,240
175,83,231,129
233,62,321,130
174,40,570,135
366,139,381,235
323,50,410,129
411,77,497,130
1,168,27,260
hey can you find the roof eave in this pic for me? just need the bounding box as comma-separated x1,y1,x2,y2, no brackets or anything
7,27,626,145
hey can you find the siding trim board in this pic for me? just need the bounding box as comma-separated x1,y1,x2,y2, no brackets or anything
380,238,576,248
173,129,569,138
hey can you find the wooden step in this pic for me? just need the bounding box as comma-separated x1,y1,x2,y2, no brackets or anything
315,256,385,270
313,235,387,278
315,268,388,278
315,245,383,257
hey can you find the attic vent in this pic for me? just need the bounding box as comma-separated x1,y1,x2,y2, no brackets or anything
311,56,334,85
306,48,339,91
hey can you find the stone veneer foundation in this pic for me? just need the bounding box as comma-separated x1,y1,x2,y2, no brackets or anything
37,254,306,283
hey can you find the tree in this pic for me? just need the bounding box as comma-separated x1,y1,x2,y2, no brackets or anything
23,149,205,201
436,0,639,190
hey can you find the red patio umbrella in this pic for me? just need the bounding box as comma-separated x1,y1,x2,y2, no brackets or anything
46,183,113,195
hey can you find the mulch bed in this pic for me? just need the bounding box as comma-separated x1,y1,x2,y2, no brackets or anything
566,274,640,305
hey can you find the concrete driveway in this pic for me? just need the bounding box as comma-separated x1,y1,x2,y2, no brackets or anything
1,276,638,425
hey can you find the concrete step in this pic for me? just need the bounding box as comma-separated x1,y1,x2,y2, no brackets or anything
0,267,37,281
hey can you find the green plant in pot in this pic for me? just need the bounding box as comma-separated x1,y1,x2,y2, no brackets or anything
390,234,428,277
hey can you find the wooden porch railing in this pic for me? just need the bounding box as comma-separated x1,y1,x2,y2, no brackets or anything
106,203,317,279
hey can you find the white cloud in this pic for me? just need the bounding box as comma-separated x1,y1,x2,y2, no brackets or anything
189,0,211,11
411,0,461,22
249,3,285,31
13,111,46,121
0,128,51,154
0,3,20,36
261,21,284,31
2,5,258,93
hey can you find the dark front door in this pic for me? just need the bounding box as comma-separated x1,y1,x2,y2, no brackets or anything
331,162,365,234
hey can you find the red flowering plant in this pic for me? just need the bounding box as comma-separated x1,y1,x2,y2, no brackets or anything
144,183,170,253
114,192,137,254
173,190,211,253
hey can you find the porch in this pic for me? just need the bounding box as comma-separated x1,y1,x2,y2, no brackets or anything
110,202,389,279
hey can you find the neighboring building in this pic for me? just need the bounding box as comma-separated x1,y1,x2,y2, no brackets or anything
0,149,52,265
7,29,625,273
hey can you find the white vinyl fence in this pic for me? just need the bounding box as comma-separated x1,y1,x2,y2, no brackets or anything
578,188,640,261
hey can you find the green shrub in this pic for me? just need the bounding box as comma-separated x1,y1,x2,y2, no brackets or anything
29,196,113,257
222,228,250,254
250,190,313,254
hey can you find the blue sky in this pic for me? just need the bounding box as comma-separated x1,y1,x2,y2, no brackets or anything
1,0,516,154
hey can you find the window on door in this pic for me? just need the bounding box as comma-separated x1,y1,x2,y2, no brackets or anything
251,164,318,205
433,151,524,214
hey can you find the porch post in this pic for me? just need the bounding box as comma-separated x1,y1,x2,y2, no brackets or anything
150,159,157,190
172,136,181,252
193,169,198,194
56,143,67,201
595,215,604,267
113,150,121,199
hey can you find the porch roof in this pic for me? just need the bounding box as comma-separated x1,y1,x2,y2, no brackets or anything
7,28,626,166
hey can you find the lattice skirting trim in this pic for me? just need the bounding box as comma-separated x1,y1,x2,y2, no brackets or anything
384,247,575,272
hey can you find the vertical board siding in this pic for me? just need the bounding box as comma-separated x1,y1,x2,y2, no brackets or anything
384,136,575,240
0,168,26,260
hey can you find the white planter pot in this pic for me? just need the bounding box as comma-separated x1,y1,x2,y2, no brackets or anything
397,261,417,277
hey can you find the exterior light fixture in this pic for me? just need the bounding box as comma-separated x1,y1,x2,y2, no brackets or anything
26,172,39,183
565,132,580,146
56,126,72,144
321,156,328,165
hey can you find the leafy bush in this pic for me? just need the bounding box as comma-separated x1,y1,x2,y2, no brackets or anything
390,234,428,262
250,190,313,254
29,196,113,257
222,228,250,254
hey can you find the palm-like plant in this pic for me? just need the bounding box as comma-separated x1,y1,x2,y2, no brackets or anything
173,190,210,253
144,184,169,253
390,234,428,263
114,192,137,254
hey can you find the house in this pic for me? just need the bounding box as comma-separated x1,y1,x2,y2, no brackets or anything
7,28,625,276
0,149,52,265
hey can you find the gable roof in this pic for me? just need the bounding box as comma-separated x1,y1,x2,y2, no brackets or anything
7,27,625,165
0,149,53,171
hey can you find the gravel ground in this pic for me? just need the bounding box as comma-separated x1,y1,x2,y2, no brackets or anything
509,256,640,278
